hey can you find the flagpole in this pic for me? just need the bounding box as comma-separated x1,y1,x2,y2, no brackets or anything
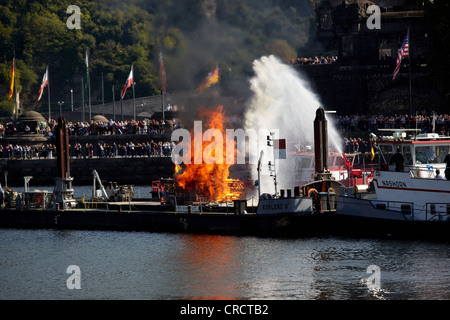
408,27,412,116
47,65,51,122
132,82,136,121
13,51,17,121
159,50,167,122
121,99,123,121
86,49,91,122
102,72,105,116
88,70,91,122
162,93,165,122
81,77,85,122
112,85,116,122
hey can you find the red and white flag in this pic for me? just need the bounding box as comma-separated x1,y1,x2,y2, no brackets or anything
121,64,133,100
8,58,15,100
392,31,409,81
274,139,286,159
159,51,167,95
37,66,49,102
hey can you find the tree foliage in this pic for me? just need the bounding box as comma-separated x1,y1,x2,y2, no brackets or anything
0,0,314,116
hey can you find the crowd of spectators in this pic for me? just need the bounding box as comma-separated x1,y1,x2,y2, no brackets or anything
66,119,168,136
0,140,174,160
0,118,169,137
333,113,450,134
0,116,175,159
343,137,371,155
0,144,56,160
73,141,174,159
2,113,450,161
290,56,338,65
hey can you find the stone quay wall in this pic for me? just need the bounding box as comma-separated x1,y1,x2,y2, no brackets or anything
0,131,175,187
1,156,174,187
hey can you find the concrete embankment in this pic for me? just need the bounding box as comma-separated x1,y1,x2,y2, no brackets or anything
1,156,174,186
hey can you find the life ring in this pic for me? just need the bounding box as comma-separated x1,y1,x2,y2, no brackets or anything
308,188,318,198
36,193,43,205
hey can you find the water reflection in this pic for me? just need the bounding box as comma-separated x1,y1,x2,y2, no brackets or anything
0,229,448,300
175,234,241,300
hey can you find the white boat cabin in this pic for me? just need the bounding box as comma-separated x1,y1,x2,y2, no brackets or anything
376,132,450,178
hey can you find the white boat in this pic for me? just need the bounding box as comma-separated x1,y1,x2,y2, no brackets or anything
376,130,449,176
335,131,450,240
338,170,450,221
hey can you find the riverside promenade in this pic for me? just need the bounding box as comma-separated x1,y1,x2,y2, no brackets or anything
0,131,175,187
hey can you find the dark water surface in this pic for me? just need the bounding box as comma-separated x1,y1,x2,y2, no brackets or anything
0,228,448,300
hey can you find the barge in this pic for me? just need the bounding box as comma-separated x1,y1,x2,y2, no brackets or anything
0,114,339,237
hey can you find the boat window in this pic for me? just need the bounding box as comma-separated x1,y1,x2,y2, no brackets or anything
303,157,312,169
415,146,437,164
402,146,413,165
380,145,393,164
437,146,450,163
296,157,312,169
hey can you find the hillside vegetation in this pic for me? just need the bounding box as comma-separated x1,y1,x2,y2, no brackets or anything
0,0,315,117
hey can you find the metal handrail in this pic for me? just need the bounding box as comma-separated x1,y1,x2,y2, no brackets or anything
370,199,415,220
425,202,450,221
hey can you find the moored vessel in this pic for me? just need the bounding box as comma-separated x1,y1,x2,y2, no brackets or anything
335,129,450,240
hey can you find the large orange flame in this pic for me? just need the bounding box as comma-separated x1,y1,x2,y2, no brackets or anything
176,105,244,203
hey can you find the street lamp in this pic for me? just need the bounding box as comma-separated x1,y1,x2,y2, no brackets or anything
58,101,65,117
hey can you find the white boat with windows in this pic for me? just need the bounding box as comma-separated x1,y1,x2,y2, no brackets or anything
376,130,449,178
336,130,450,239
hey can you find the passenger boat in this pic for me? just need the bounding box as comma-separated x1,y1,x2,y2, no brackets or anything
335,130,450,240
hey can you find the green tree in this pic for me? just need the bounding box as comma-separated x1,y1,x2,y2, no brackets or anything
0,0,316,117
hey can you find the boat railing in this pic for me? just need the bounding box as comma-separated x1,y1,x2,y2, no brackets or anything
425,203,450,222
408,167,445,179
370,200,416,220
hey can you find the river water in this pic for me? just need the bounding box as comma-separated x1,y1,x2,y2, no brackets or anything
0,185,449,300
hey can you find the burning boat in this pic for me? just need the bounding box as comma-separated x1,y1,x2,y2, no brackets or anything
0,113,330,237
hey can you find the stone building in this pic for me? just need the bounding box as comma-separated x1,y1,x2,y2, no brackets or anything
16,111,46,133
300,0,435,115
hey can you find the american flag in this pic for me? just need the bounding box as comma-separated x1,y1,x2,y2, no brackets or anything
392,31,409,81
